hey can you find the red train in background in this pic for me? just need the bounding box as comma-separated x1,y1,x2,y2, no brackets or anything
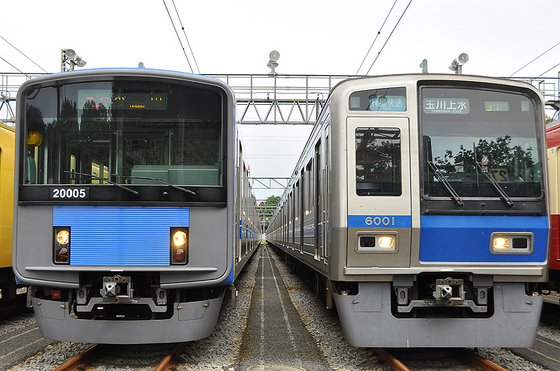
546,118,560,289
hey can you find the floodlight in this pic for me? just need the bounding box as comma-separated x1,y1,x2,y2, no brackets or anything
449,53,469,74
61,48,87,71
62,49,76,59
267,50,280,75
75,56,87,68
269,50,280,62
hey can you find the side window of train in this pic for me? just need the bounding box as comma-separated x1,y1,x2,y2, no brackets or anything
355,127,402,196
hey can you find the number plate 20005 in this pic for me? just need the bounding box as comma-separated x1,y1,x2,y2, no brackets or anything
50,187,90,200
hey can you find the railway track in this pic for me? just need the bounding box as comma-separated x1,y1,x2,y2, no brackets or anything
52,342,186,371
376,348,509,371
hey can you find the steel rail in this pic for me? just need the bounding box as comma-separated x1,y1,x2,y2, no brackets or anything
52,344,98,371
52,342,187,371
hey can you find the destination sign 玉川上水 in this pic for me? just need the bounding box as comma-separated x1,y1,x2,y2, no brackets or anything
423,98,469,114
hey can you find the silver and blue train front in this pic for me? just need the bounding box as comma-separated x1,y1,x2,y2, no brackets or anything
330,75,548,347
13,69,235,344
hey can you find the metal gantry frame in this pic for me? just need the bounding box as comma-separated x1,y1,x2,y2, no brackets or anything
4,72,560,126
1,72,44,127
210,74,361,125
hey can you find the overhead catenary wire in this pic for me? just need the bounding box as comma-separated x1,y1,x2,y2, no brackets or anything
537,61,560,78
171,0,200,74
355,0,398,75
0,55,30,77
163,0,194,73
365,0,413,75
509,41,560,77
0,35,48,74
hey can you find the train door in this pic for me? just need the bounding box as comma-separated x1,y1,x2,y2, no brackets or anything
314,140,322,260
235,144,242,263
346,117,412,268
294,180,301,252
323,128,330,260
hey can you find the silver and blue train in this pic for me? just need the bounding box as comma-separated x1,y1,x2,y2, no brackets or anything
13,69,260,344
266,74,549,347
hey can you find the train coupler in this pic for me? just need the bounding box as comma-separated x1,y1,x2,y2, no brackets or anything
395,276,489,314
100,275,133,303
432,277,465,305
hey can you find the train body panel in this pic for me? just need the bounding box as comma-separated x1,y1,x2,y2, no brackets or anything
15,205,230,288
0,124,14,269
268,74,549,347
13,69,259,344
0,123,16,301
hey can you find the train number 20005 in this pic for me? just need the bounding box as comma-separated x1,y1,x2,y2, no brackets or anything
50,187,89,199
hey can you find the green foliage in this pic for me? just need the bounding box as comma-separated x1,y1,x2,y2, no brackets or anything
257,195,280,227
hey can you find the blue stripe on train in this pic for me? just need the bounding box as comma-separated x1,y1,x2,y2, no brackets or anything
53,206,189,266
419,215,548,263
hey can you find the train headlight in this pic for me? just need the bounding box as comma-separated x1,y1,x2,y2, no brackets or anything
490,233,533,254
170,227,189,265
493,237,509,250
357,233,397,252
56,230,70,245
173,231,187,246
378,236,395,249
53,227,70,264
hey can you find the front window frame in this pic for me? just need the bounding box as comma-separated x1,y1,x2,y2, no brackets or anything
17,75,230,206
419,82,546,215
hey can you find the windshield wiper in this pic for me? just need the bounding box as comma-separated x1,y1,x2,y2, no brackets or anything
120,176,197,196
427,161,464,207
476,163,514,207
64,171,139,195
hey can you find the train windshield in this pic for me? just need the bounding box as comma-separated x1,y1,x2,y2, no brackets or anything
421,85,542,200
23,80,224,187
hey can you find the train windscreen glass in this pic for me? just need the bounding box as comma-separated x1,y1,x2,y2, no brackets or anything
355,127,402,196
23,80,224,186
420,86,541,199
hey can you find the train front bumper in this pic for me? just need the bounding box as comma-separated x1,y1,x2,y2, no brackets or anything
30,293,225,344
333,282,542,348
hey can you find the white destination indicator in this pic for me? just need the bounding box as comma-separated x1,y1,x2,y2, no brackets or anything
423,98,470,114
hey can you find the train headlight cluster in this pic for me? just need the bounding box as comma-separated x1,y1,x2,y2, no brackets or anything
170,227,189,265
53,227,70,264
490,233,533,254
357,233,397,252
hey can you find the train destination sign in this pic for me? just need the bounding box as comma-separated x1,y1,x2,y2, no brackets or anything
368,95,406,111
78,89,167,110
349,87,406,111
423,98,470,114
